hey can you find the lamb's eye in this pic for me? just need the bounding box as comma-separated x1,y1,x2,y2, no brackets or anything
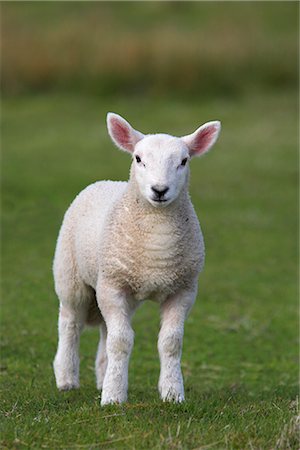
135,155,141,163
181,158,188,166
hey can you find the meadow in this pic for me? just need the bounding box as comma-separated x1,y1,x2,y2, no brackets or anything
1,2,299,449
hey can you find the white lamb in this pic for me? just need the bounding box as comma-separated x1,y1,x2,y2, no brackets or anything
53,112,221,405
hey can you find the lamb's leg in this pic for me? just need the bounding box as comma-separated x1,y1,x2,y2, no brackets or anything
95,321,108,390
53,305,85,391
97,283,135,405
158,285,197,403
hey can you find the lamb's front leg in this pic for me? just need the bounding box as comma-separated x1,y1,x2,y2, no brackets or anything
97,283,135,406
158,285,197,403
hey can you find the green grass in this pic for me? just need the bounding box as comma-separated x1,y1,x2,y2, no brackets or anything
1,3,298,447
1,88,298,449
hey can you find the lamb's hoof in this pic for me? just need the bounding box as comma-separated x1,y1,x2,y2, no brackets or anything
101,393,127,406
161,392,185,403
159,385,185,403
58,382,79,391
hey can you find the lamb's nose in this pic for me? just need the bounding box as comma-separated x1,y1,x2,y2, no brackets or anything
151,185,169,198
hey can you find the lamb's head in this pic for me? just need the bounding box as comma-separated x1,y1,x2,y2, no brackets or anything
107,112,221,207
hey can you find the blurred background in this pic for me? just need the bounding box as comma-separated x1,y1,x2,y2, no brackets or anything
1,2,299,448
2,2,298,98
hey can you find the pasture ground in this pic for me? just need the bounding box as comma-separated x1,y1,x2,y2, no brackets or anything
1,89,298,449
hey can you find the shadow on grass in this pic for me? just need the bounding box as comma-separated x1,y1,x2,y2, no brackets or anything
40,381,298,415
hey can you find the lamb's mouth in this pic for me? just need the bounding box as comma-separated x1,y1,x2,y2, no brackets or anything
150,197,171,207
152,197,168,203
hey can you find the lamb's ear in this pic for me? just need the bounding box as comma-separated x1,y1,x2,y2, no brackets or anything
107,112,144,153
181,121,221,157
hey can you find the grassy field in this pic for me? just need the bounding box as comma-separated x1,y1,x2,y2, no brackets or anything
1,1,299,449
1,89,298,449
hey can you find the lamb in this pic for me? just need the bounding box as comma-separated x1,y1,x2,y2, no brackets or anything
53,112,221,405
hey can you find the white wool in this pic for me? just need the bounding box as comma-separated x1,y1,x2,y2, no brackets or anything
53,113,221,404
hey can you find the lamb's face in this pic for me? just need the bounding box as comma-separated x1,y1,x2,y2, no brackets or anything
107,112,221,207
133,135,189,207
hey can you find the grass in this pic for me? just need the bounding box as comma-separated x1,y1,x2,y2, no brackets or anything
1,2,299,448
1,88,298,449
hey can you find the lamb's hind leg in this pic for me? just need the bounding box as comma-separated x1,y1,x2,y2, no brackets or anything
53,302,86,391
95,321,108,390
